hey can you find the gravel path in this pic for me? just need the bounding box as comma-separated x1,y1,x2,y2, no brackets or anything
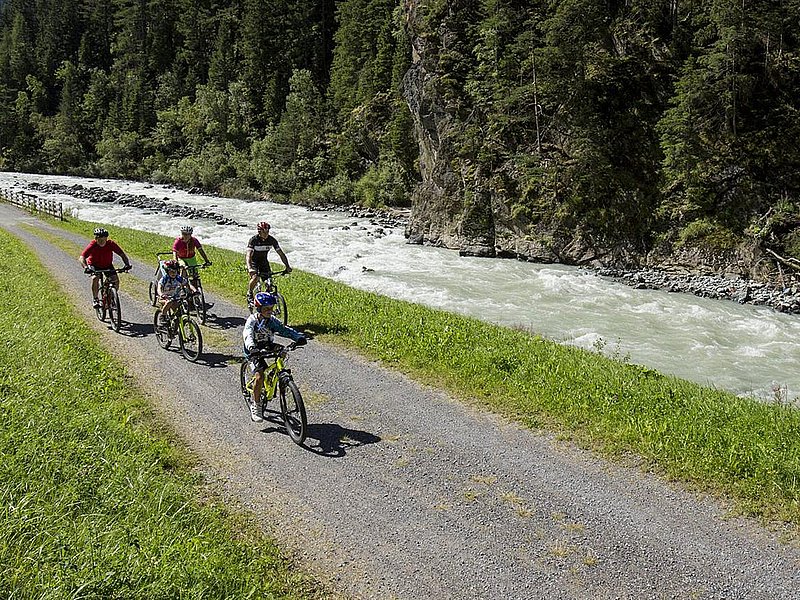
3,204,799,600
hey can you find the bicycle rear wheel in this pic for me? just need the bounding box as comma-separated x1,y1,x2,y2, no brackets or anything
107,287,122,332
153,310,172,349
279,378,307,445
148,280,157,306
94,294,106,321
193,288,207,324
178,316,203,362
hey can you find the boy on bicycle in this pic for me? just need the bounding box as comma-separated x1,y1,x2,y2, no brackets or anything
242,292,306,422
79,227,132,308
156,259,195,324
246,221,292,303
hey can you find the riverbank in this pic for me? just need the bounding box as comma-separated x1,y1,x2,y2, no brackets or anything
5,177,800,314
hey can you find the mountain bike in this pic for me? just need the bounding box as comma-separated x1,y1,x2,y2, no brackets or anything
86,265,130,332
153,290,203,362
240,342,307,444
184,262,211,324
249,269,289,325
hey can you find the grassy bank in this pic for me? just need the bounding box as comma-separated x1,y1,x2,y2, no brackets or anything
0,228,327,597
49,217,800,525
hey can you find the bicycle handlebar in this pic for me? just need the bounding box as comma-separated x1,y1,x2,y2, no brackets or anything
247,341,304,357
86,265,131,274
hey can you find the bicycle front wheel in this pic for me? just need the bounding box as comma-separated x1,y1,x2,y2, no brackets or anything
274,292,288,326
279,378,307,445
107,287,122,332
193,288,207,324
178,316,203,362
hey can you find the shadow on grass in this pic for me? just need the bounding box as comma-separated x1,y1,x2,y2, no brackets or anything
291,322,350,337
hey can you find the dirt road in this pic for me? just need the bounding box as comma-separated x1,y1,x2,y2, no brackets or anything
2,203,798,600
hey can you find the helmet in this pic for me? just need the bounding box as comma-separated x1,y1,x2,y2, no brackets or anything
180,225,193,234
257,221,270,231
254,292,278,308
164,259,179,271
93,227,109,237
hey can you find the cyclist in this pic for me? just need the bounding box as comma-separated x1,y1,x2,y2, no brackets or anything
172,225,211,276
246,221,292,303
79,227,132,308
242,292,307,422
156,259,195,324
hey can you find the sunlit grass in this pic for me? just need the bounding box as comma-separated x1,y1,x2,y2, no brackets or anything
0,227,328,598
48,216,800,526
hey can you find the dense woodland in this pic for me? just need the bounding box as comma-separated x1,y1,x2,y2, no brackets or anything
1,0,799,266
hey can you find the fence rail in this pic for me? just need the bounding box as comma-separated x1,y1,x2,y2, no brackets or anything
0,188,64,221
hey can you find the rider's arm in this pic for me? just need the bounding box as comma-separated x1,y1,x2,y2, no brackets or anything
276,247,291,272
242,315,258,352
111,242,131,268
198,246,210,263
79,242,93,268
245,247,254,270
268,318,305,342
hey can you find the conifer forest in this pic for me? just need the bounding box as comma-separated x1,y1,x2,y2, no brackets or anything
1,0,799,269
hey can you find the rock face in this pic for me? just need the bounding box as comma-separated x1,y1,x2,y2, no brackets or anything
402,0,496,258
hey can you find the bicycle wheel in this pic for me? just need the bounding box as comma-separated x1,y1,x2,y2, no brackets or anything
178,315,203,362
107,287,122,332
94,292,106,321
240,360,254,408
274,291,288,325
153,310,172,349
148,280,157,306
193,288,207,324
279,378,307,445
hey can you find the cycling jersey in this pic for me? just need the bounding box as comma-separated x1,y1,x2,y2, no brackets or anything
173,236,202,259
159,273,187,299
80,239,124,269
242,313,304,352
247,234,280,267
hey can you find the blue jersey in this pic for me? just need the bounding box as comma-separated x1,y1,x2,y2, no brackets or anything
242,313,304,352
159,273,187,299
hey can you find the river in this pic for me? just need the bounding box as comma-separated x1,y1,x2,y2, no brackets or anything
1,171,798,402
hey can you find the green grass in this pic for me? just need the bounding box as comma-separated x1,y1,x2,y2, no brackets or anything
49,215,800,527
0,228,328,598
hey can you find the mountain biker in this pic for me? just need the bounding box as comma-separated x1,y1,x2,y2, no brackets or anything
156,259,195,324
172,225,211,275
242,292,307,422
246,221,292,303
79,227,132,308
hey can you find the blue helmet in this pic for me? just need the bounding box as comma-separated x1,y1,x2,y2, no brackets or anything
254,292,277,308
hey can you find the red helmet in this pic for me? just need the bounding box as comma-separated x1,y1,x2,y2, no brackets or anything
164,259,179,271
257,221,270,231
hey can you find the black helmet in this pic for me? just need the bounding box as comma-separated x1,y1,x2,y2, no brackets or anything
93,227,109,237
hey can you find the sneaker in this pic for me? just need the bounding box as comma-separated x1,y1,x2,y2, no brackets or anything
248,397,263,423
92,299,101,309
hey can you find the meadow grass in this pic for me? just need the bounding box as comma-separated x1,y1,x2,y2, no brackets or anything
0,228,327,598
49,217,800,524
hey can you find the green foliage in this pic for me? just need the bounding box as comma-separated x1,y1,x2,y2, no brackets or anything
676,218,740,250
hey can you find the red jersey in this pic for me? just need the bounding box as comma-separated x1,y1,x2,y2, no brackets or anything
172,236,202,259
80,239,124,269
